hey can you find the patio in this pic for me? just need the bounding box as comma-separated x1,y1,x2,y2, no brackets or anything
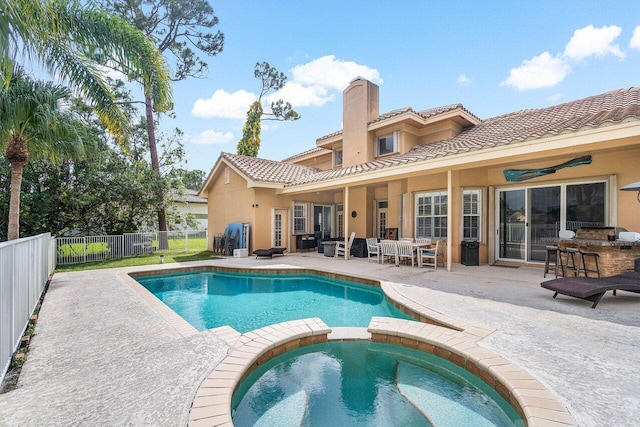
1,253,639,426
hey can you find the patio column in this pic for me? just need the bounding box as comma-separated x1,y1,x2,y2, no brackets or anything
447,170,452,272
344,185,350,260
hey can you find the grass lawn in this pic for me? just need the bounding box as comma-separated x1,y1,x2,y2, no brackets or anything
55,250,217,272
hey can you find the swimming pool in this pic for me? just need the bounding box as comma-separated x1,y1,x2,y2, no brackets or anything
232,341,524,426
135,270,412,333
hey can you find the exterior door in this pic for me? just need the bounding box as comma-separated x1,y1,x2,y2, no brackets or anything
528,186,561,262
498,189,525,260
497,182,603,262
375,200,388,239
273,209,289,248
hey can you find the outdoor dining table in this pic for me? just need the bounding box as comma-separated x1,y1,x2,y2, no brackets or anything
376,241,432,267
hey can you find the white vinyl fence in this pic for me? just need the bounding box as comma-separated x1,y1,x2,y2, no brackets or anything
1,233,56,385
56,230,208,265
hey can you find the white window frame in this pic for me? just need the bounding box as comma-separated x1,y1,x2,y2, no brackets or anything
333,148,343,167
293,202,307,234
462,189,482,242
375,131,399,157
414,191,448,239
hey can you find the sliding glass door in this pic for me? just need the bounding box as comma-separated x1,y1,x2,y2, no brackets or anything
497,181,605,263
498,189,525,260
528,186,561,262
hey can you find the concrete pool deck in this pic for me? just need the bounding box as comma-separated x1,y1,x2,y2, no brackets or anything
1,253,639,426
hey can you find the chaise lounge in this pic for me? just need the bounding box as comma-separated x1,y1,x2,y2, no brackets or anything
541,271,640,308
252,247,287,259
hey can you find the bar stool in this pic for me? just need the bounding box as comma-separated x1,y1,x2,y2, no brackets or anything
579,250,601,278
543,245,559,278
562,247,581,277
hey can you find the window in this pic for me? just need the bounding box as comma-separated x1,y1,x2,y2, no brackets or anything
224,167,230,184
415,191,447,238
462,189,481,241
293,202,307,233
375,131,399,157
334,149,343,166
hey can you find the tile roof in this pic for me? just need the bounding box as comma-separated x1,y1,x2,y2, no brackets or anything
221,152,320,184
223,87,640,188
317,104,481,142
368,104,480,125
281,146,330,162
170,189,207,204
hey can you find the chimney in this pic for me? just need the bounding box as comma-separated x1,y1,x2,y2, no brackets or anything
342,78,379,167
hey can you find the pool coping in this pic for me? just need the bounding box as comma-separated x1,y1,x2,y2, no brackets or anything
122,264,493,340
123,265,576,426
188,317,575,427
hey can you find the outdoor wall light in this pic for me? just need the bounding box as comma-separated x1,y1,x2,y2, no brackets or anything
620,181,640,203
351,210,357,218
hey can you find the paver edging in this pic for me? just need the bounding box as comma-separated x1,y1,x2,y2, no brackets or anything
368,317,576,427
126,265,490,339
188,318,331,426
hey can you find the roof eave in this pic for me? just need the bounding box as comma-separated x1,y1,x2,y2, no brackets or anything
279,120,640,194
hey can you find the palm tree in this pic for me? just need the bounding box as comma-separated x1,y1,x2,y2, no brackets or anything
1,0,172,141
0,70,96,240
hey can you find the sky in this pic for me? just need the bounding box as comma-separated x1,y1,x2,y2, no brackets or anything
150,1,640,174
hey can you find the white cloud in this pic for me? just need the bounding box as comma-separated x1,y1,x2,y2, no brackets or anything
188,130,234,145
563,25,625,60
501,52,571,91
547,93,565,104
502,24,628,91
191,55,381,118
191,89,256,119
267,81,334,108
630,26,640,50
291,55,383,90
96,64,127,81
457,74,473,85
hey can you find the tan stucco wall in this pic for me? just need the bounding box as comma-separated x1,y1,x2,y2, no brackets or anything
291,153,333,170
205,167,255,250
487,147,640,232
343,79,378,167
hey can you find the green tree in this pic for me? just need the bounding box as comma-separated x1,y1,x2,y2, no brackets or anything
167,168,206,190
237,62,300,157
101,0,224,237
0,89,188,239
1,0,172,141
0,70,97,240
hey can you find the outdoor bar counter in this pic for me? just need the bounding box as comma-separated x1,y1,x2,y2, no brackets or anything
545,237,640,277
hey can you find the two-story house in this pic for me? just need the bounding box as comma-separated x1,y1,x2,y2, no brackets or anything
200,77,640,267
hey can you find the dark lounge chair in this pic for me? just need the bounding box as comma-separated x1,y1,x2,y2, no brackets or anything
252,247,287,259
541,271,640,308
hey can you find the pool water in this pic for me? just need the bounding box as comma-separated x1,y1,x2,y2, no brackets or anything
232,341,524,427
136,271,412,333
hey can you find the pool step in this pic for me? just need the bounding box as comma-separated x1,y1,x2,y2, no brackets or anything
254,389,307,427
396,361,506,427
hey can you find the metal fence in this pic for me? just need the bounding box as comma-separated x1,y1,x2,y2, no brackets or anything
55,230,208,265
1,233,56,384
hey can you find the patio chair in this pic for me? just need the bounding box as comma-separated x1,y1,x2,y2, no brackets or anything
396,240,416,267
415,238,431,245
335,232,356,258
379,240,398,266
366,238,379,263
420,240,445,269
